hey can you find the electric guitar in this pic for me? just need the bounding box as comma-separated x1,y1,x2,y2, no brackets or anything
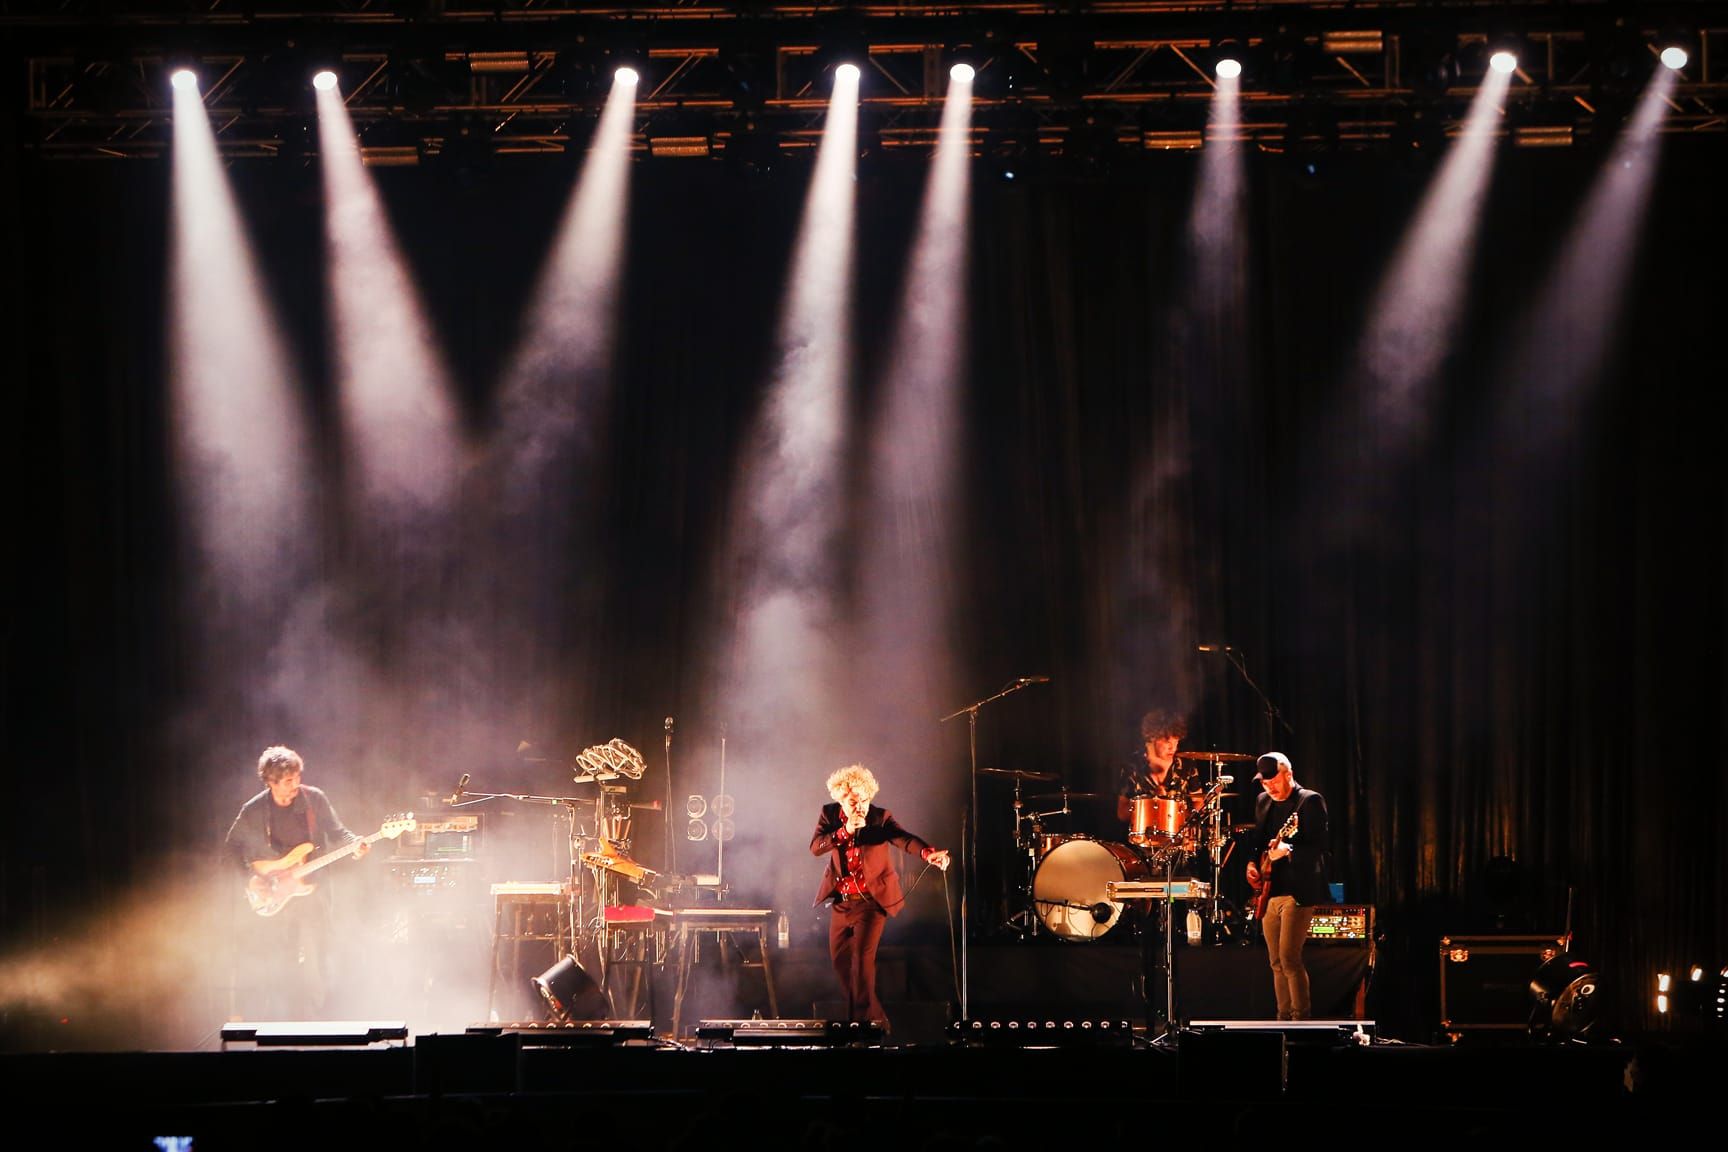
245,813,415,917
1248,810,1300,920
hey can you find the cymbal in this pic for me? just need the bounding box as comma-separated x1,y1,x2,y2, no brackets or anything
980,767,1060,781
1174,751,1257,762
1027,791,1107,803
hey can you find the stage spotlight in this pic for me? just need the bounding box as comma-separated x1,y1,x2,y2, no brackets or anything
1528,954,1603,1041
312,70,337,92
532,955,609,1023
1216,57,1243,80
836,62,861,84
685,795,708,819
686,819,709,842
951,62,975,84
1656,25,1693,73
170,68,198,92
1486,31,1523,76
615,66,639,87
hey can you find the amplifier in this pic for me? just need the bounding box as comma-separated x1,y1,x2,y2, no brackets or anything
396,814,481,859
1307,904,1373,941
388,858,476,893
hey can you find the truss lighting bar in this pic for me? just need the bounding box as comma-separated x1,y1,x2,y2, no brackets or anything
1322,30,1386,55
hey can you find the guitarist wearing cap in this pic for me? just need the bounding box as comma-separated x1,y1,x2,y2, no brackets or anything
225,745,372,1020
1243,752,1330,1021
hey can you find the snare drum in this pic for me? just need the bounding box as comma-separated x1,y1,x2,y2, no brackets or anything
1128,796,1188,848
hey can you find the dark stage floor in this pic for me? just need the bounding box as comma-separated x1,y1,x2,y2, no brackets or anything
5,1026,1722,1151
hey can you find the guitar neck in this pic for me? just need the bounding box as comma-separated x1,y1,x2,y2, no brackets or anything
296,829,385,878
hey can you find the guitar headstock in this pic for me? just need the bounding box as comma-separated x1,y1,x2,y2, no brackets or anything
381,813,417,838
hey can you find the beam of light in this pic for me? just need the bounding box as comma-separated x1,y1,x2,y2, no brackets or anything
497,71,637,505
713,64,860,912
855,64,973,796
1112,70,1245,727
315,85,461,522
483,70,639,735
1353,66,1512,470
168,71,313,638
1495,67,1676,458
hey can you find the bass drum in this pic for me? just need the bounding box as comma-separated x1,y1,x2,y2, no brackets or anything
1031,838,1152,941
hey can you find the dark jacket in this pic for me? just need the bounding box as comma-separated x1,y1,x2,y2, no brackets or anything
1249,786,1331,906
810,803,931,917
224,784,359,875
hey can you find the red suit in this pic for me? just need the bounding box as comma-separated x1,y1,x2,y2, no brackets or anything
810,802,932,1026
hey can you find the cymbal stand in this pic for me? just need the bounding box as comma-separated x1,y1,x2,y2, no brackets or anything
1004,778,1037,936
1197,756,1232,934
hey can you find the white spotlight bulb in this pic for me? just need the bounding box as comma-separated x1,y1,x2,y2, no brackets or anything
1489,51,1518,75
615,66,639,86
312,71,337,92
1660,46,1689,71
836,62,861,84
170,69,197,92
1216,57,1243,80
951,63,975,84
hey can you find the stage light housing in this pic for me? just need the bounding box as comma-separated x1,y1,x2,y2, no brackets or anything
532,955,608,1023
1528,954,1603,1041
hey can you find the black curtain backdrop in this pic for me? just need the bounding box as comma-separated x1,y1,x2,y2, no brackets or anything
3,120,1725,1045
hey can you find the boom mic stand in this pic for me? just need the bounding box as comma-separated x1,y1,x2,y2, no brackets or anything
1199,646,1294,748
939,675,1050,1021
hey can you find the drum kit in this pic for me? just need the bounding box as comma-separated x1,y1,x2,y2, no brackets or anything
988,752,1257,942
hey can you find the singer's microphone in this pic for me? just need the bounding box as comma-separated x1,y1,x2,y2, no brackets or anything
1218,775,1234,785
1196,644,1234,653
447,772,470,805
1018,675,1052,684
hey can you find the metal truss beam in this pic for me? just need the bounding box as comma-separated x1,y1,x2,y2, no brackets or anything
8,2,1727,161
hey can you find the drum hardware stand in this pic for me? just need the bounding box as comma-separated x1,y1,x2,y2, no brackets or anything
940,675,1050,1021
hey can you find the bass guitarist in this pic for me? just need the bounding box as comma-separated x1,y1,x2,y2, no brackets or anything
224,745,371,1020
1242,752,1329,1021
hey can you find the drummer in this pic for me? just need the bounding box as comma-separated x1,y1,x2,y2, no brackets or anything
1116,707,1204,833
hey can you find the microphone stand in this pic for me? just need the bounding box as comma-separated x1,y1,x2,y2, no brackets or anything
1219,648,1295,748
939,677,1046,1021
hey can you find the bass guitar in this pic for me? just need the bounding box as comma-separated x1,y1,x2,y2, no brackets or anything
246,813,415,917
1248,810,1300,920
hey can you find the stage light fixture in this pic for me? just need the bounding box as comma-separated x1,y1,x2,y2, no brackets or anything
312,70,338,92
170,68,198,92
1528,954,1603,1041
836,62,862,85
951,63,975,84
950,1017,1134,1048
1656,26,1693,73
532,955,609,1023
1216,57,1243,80
685,795,707,819
1322,30,1384,56
468,51,531,75
1485,31,1524,76
615,66,640,87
